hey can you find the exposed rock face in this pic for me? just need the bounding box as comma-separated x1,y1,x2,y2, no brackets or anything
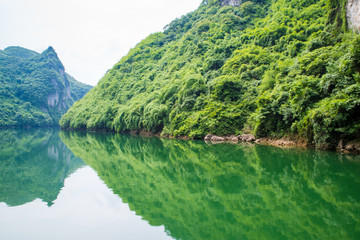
347,0,360,32
44,48,72,112
47,91,59,107
222,0,242,6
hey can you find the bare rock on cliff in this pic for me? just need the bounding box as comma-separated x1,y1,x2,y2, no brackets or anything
347,0,360,32
222,0,242,6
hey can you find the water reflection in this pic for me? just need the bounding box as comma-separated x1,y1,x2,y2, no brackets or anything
0,128,85,206
60,131,360,240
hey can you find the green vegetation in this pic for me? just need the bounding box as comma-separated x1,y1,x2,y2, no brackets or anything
0,46,92,127
0,128,85,206
60,131,360,240
60,0,360,150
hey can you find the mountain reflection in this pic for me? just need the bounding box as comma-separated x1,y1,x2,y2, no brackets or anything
60,131,360,240
0,128,85,207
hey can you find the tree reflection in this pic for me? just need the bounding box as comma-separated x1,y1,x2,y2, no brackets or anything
60,131,360,240
0,128,85,206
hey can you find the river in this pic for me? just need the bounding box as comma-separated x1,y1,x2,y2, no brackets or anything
0,128,359,240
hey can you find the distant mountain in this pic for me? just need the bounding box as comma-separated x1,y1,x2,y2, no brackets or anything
2,46,38,58
0,46,92,127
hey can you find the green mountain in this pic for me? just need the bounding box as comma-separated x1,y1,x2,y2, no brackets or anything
0,46,92,127
60,0,360,150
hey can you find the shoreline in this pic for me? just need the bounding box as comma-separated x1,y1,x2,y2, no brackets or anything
61,127,360,154
204,133,360,154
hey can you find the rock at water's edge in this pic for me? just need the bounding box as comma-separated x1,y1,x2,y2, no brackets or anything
204,134,238,143
204,134,214,141
237,134,256,142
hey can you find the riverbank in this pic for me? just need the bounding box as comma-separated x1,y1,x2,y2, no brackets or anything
61,127,360,154
204,134,307,147
203,134,360,154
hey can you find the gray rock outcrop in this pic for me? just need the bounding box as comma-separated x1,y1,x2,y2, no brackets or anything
347,0,360,32
222,0,242,7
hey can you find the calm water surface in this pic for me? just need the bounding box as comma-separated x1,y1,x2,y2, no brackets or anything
1,128,360,240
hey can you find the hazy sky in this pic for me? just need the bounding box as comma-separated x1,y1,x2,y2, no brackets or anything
0,0,203,86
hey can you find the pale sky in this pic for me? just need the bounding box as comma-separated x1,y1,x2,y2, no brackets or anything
0,0,203,86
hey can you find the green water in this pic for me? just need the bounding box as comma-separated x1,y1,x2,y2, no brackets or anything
1,129,360,239
0,128,85,207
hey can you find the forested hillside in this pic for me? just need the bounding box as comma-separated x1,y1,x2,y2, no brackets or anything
0,46,92,127
60,0,360,150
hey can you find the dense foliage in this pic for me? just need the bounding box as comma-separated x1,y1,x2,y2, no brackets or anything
60,0,360,149
0,46,92,127
60,131,360,239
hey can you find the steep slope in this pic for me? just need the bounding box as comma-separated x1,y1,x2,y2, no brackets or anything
60,0,360,150
0,46,92,127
